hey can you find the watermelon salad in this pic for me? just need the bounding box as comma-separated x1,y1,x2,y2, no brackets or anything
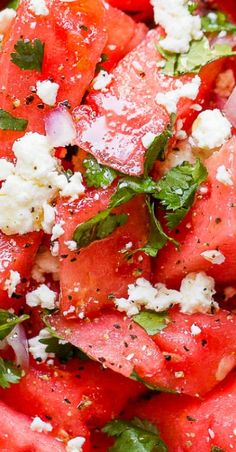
0,0,236,450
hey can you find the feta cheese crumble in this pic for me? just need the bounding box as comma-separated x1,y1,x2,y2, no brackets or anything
93,70,113,91
32,247,60,283
0,8,16,35
30,416,53,433
64,240,77,251
141,132,157,149
151,0,203,54
190,324,202,336
216,165,233,186
190,109,232,150
200,250,225,265
0,133,84,235
116,272,218,316
0,159,14,180
4,270,21,297
29,328,55,363
66,436,86,452
29,0,49,16
156,76,201,114
26,284,57,310
36,80,59,106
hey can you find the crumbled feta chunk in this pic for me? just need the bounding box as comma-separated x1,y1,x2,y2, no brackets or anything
32,246,60,283
30,416,53,433
156,76,201,113
175,371,185,378
29,0,49,16
116,272,218,316
180,272,218,314
4,270,21,297
59,172,85,200
26,284,57,310
151,0,203,53
216,165,233,186
66,436,86,452
0,159,14,180
93,70,113,90
200,250,225,265
51,222,65,241
29,328,55,363
141,132,157,149
190,109,232,150
64,240,77,251
190,324,202,336
0,8,16,35
36,80,59,106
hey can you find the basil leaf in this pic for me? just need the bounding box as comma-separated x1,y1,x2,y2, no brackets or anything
202,11,236,33
110,177,158,210
73,208,128,249
102,417,168,452
7,0,20,9
0,358,22,388
154,159,208,229
159,36,236,76
0,109,28,131
11,38,44,71
133,310,169,336
39,336,87,364
83,155,118,188
0,310,29,340
144,113,175,177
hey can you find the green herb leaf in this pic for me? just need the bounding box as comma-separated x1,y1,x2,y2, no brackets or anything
11,38,45,71
0,109,28,131
110,177,158,210
0,310,29,341
144,113,176,177
73,208,128,249
130,371,176,393
0,358,22,388
187,1,197,14
83,155,118,188
39,336,87,364
102,417,168,452
202,11,236,33
159,36,236,76
154,159,208,229
7,0,20,8
211,447,225,452
133,310,169,336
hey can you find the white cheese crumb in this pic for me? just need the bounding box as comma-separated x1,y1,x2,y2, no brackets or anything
156,76,201,113
116,272,218,316
0,159,14,180
174,371,185,378
32,246,60,283
36,80,59,106
190,324,202,336
29,0,49,16
66,436,86,452
29,329,55,363
151,0,203,53
30,416,53,433
93,70,113,91
51,222,65,241
141,132,157,149
50,240,59,256
3,270,21,297
0,8,16,35
190,109,232,150
59,172,85,201
208,428,215,439
26,284,57,310
216,165,233,186
64,240,77,251
200,250,225,265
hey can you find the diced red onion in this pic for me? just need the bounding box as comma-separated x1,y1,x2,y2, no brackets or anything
223,86,236,127
45,106,76,148
210,34,236,48
7,324,29,371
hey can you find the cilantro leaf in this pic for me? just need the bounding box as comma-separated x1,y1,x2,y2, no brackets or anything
0,358,22,388
202,11,236,33
73,208,128,249
110,177,158,209
0,310,29,340
102,417,168,452
130,371,177,393
187,1,197,14
39,336,87,364
83,155,118,188
154,159,207,229
0,109,28,131
158,36,236,76
11,39,45,71
144,113,176,177
133,310,169,336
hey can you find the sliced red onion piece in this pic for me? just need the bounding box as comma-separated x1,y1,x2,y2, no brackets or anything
223,86,236,127
7,324,29,371
210,33,236,48
45,106,76,148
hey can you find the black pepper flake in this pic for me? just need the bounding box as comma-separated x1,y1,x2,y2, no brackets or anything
164,355,172,361
130,334,137,340
11,293,22,299
124,342,129,348
59,99,71,109
64,398,71,404
79,24,89,31
98,357,106,363
201,339,207,346
183,345,190,352
113,324,121,329
45,415,52,420
37,103,44,109
186,415,196,422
